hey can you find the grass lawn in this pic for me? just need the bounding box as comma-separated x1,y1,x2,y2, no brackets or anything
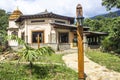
38,54,64,64
0,54,78,80
10,54,64,64
86,50,120,72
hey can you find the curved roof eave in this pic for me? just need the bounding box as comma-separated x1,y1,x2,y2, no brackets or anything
15,12,75,22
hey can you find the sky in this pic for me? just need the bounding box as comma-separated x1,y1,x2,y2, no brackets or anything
0,0,118,18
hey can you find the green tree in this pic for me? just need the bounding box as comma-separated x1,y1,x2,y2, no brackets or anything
102,0,120,10
0,9,9,31
102,17,120,53
84,16,113,32
0,9,9,52
84,16,120,53
84,17,103,31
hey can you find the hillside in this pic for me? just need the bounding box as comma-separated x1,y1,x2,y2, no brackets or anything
92,10,120,18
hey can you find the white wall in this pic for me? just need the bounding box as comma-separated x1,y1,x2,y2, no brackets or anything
24,18,52,44
8,17,72,46
8,20,19,46
9,20,18,28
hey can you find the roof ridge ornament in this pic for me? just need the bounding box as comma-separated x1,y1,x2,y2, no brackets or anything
9,6,23,20
16,6,19,10
45,9,48,12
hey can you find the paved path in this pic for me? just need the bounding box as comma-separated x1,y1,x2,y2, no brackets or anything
62,50,120,80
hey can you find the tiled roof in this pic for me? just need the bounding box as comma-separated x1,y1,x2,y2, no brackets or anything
15,12,74,22
9,9,23,20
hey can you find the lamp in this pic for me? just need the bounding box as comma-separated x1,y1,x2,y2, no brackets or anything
76,16,84,26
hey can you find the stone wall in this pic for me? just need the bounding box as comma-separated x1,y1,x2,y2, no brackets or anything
30,43,57,50
10,43,71,51
88,45,100,49
58,43,71,51
30,43,70,51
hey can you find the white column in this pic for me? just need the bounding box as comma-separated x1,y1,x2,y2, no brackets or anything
51,30,56,43
25,20,28,43
83,34,88,52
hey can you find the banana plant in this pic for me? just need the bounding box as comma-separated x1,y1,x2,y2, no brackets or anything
7,35,55,74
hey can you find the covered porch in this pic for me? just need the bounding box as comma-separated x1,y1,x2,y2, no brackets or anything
84,31,108,49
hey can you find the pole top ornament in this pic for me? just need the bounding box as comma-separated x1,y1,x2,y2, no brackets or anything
76,4,83,17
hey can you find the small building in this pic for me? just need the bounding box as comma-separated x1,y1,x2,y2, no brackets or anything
8,8,107,50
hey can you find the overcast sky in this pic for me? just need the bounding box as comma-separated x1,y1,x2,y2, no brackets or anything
0,0,118,18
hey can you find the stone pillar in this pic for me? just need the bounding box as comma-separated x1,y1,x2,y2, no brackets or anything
51,30,56,43
83,34,88,52
25,21,28,43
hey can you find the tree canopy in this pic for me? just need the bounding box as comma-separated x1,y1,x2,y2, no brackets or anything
102,0,120,10
84,16,120,54
0,9,9,31
101,0,120,54
0,9,9,52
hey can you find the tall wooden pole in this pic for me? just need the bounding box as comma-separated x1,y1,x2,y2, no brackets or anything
37,34,40,48
76,4,85,80
77,24,84,80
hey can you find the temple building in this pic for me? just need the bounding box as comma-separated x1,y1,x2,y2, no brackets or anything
8,8,107,50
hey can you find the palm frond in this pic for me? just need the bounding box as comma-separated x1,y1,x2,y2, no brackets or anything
36,46,55,56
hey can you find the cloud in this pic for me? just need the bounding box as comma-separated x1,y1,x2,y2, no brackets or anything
0,0,15,12
0,0,118,17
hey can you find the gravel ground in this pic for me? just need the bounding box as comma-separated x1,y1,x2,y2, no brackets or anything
62,49,120,80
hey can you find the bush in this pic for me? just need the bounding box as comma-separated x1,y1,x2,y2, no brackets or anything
0,41,9,53
101,37,112,51
102,36,120,54
114,49,120,54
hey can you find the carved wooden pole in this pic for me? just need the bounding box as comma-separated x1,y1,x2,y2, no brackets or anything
37,34,40,48
76,4,85,80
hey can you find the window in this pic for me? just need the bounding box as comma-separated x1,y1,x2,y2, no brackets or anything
31,20,45,23
55,20,65,24
11,31,18,36
32,31,44,43
21,32,25,40
59,32,69,43
70,20,74,24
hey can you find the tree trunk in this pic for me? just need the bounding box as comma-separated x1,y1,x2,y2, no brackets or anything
29,61,33,76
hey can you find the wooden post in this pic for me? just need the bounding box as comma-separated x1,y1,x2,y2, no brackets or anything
77,24,84,80
76,4,85,80
37,34,40,48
